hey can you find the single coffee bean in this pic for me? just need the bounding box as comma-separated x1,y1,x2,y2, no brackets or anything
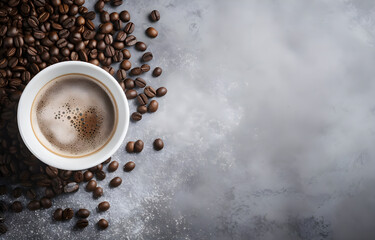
98,201,110,211
93,186,103,198
45,188,55,198
108,161,119,172
111,0,123,6
98,219,108,230
53,208,63,221
135,41,147,51
27,46,38,56
125,89,137,99
156,87,167,97
100,22,113,34
62,17,75,28
131,112,142,121
26,189,37,200
148,100,159,113
110,177,122,187
105,45,115,57
110,12,120,22
64,182,79,193
76,208,90,218
76,219,88,229
141,64,150,72
122,49,131,59
134,140,144,153
124,22,134,34
86,19,95,30
146,27,158,38
130,67,142,76
137,105,147,114
95,0,105,12
120,60,131,70
125,35,137,46
83,29,95,40
75,41,85,51
11,201,23,213
84,11,96,20
126,141,135,153
40,197,52,209
84,171,93,181
96,170,106,180
28,16,39,28
113,41,124,50
137,93,149,105
116,31,127,41
62,208,74,220
104,34,113,45
120,10,130,22
153,138,164,150
12,187,22,198
153,67,162,77
38,12,50,23
124,161,135,172
116,69,127,81
150,10,160,22
74,171,84,183
144,86,156,98
141,52,153,62
102,66,115,75
86,180,97,191
100,11,110,22
78,49,88,62
14,36,24,48
27,200,41,211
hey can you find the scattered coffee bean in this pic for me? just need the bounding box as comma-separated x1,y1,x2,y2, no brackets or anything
86,180,97,192
148,100,159,113
64,182,79,193
74,171,84,183
111,0,123,6
126,141,135,153
150,10,160,22
45,188,55,198
76,219,89,229
153,67,163,77
96,170,106,180
62,208,74,220
124,78,135,89
124,161,136,172
137,105,147,114
137,93,149,105
125,35,137,46
100,22,114,34
125,89,137,99
98,219,108,230
40,197,52,209
120,60,131,70
76,209,90,218
27,200,41,211
12,187,22,198
108,161,119,172
116,69,127,81
26,189,37,200
144,86,156,98
53,208,63,221
100,11,110,22
84,171,94,182
98,201,110,211
122,49,131,59
142,52,153,62
131,112,142,121
134,140,144,153
141,64,150,72
135,77,146,88
103,158,111,164
93,186,103,198
135,42,147,51
124,22,135,34
146,27,158,38
11,201,23,213
153,138,164,151
120,10,130,22
110,177,122,187
95,0,105,12
156,87,167,97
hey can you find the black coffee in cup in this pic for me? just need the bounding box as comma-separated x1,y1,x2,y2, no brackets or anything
31,74,117,157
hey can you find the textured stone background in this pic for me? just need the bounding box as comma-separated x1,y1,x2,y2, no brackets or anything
3,0,375,239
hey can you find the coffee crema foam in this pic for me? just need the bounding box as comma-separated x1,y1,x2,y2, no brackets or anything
31,74,116,157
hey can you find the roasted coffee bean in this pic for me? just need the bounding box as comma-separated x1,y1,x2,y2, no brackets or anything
126,141,135,153
86,19,95,30
104,45,115,57
111,0,123,6
12,187,22,198
75,41,85,51
100,22,113,34
62,208,74,220
135,42,147,51
110,12,120,22
83,29,95,40
84,11,96,20
146,27,158,38
27,46,38,56
8,58,18,68
14,36,24,48
153,67,162,77
134,140,144,153
6,48,16,58
28,16,39,28
156,87,167,97
40,197,52,209
137,93,148,105
125,35,136,46
78,49,88,62
98,201,110,211
62,17,75,28
144,86,156,98
120,10,130,22
59,29,70,39
116,69,127,81
97,40,106,51
61,47,70,57
86,180,97,191
122,49,131,59
141,64,150,72
34,0,46,7
150,10,160,22
98,219,108,230
125,89,137,99
76,208,90,218
153,138,164,151
26,189,37,199
141,52,153,62
137,105,147,114
108,161,119,172
124,78,135,89
113,41,124,50
11,201,23,213
64,182,79,193
113,50,124,62
70,32,82,43
120,60,131,70
110,177,122,187
22,71,32,83
124,22,134,34
131,112,142,121
93,186,103,198
100,11,110,22
102,66,115,75
104,34,113,44
53,208,63,221
115,31,127,41
56,38,68,48
96,171,106,180
74,171,84,183
0,201,7,212
76,16,85,26
83,171,93,182
38,12,50,23
124,161,135,172
45,188,55,198
27,200,41,211
76,219,88,229
113,19,122,30
130,67,142,76
103,158,111,164
0,59,7,69
95,0,105,12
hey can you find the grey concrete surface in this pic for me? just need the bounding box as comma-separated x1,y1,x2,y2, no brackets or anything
2,0,375,239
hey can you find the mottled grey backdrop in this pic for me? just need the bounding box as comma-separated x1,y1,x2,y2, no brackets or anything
3,0,375,239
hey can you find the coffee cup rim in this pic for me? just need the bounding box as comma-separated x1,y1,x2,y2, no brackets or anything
17,61,129,170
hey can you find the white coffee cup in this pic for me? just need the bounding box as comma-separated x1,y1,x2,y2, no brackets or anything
17,61,129,170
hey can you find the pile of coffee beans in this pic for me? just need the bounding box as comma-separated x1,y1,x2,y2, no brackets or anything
0,0,166,234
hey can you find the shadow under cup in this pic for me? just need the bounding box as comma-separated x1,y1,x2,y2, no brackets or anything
17,62,129,171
